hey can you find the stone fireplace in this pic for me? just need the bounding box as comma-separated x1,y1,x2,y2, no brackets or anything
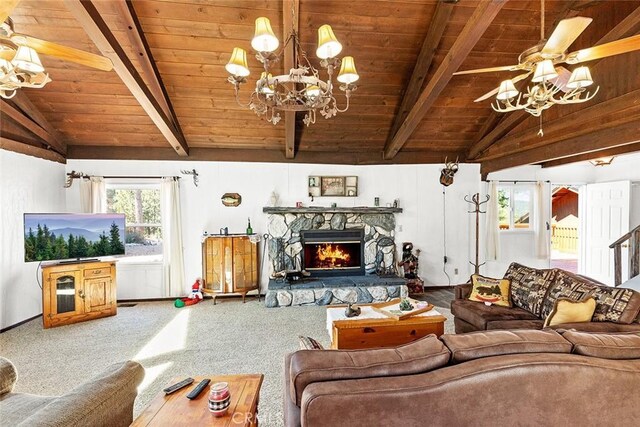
263,207,408,307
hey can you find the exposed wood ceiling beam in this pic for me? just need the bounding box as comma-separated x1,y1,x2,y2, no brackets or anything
11,91,67,154
0,137,66,164
68,145,465,166
382,0,506,159
540,142,640,168
64,0,189,156
465,0,606,161
283,0,299,159
480,116,640,176
479,3,640,166
114,0,182,133
0,99,65,155
386,0,456,142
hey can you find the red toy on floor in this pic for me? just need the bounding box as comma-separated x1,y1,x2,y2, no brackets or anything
180,278,204,306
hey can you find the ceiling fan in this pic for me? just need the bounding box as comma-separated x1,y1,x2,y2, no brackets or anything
0,1,113,99
453,1,640,121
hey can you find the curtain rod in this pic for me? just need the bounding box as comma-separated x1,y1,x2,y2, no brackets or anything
488,180,551,183
64,171,182,188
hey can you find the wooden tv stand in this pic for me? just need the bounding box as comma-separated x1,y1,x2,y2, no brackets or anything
42,260,117,328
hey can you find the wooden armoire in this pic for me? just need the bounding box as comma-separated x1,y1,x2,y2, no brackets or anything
201,235,259,304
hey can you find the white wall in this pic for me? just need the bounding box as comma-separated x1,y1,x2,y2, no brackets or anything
65,160,483,298
0,150,66,330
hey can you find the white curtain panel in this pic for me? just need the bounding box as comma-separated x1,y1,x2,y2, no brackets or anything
79,178,92,213
485,181,501,261
161,177,185,297
90,177,106,213
536,181,550,259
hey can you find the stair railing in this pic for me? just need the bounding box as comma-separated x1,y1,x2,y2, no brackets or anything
609,224,640,286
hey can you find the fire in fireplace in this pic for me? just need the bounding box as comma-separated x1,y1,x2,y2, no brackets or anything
301,229,365,276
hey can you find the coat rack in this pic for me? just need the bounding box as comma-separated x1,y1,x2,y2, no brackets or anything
465,193,490,275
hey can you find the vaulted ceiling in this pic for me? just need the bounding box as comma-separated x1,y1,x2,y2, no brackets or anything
1,0,640,174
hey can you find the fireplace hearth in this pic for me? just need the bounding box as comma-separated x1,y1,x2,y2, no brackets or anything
301,229,365,276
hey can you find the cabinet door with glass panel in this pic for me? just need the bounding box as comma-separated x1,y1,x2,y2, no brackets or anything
44,269,84,327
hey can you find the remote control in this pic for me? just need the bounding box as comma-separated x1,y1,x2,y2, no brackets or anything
163,378,194,395
186,379,211,400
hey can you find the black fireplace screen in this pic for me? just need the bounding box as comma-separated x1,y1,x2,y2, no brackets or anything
300,229,365,276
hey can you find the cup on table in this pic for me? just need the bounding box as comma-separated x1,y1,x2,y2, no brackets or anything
208,382,230,416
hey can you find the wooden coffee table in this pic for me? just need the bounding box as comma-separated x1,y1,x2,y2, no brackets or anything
327,304,446,349
132,374,263,426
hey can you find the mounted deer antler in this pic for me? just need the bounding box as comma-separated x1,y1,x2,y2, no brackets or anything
439,156,459,187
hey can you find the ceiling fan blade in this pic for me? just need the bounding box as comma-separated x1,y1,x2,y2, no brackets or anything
474,71,531,102
567,34,640,64
453,64,521,76
542,17,592,56
11,34,113,71
552,66,572,93
0,50,13,61
0,0,21,23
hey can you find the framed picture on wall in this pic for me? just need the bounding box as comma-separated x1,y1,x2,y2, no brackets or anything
321,176,346,196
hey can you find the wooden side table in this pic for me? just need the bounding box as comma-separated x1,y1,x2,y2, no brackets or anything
132,374,263,426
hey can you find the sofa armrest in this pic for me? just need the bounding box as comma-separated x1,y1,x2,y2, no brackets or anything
454,283,472,300
17,361,144,427
0,357,17,396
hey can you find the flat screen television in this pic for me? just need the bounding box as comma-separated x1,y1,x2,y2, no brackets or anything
24,213,126,262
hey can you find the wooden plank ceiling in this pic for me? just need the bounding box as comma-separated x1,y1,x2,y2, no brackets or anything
1,0,640,171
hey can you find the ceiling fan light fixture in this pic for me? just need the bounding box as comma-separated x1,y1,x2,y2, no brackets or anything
226,47,250,77
337,56,359,84
589,156,615,166
566,66,593,89
11,45,44,73
496,79,519,100
532,59,558,82
316,24,342,59
251,17,279,53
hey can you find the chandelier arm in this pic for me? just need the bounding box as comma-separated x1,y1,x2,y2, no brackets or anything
334,92,352,113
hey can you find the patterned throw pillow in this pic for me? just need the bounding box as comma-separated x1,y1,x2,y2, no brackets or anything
591,286,640,324
468,274,512,307
298,336,324,350
504,263,556,316
540,270,597,320
544,297,597,327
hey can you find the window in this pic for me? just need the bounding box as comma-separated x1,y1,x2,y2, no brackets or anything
106,183,162,257
498,185,534,230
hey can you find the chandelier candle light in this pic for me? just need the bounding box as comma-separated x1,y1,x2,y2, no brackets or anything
226,12,359,126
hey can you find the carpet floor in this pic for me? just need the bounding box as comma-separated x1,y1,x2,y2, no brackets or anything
0,299,454,426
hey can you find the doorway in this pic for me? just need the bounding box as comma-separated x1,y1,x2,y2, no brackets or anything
550,185,580,273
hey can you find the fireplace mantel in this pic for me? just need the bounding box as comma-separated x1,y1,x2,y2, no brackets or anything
263,206,403,214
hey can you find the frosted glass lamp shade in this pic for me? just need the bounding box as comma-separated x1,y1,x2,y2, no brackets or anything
316,24,342,59
258,71,274,94
496,79,519,100
305,85,321,98
251,17,279,53
337,56,359,84
11,46,44,73
225,47,250,77
566,66,593,89
532,59,558,82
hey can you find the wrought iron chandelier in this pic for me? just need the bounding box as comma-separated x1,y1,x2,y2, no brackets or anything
492,59,599,117
0,21,51,99
225,11,359,126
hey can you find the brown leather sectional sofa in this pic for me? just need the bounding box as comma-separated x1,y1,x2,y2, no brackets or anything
452,263,640,333
284,329,640,427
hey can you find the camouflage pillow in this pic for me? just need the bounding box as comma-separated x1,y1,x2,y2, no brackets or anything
504,263,556,317
540,270,598,320
590,286,640,324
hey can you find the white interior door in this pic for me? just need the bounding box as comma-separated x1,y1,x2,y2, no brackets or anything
583,181,631,285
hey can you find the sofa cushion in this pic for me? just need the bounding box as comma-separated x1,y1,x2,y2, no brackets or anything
544,297,597,327
0,357,17,395
562,330,640,360
468,274,512,307
0,393,56,426
590,286,640,324
504,262,556,316
288,334,449,406
486,319,545,330
550,322,640,333
540,270,598,320
451,299,538,331
440,330,572,364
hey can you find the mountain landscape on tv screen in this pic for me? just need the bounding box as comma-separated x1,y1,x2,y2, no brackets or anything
24,214,125,262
